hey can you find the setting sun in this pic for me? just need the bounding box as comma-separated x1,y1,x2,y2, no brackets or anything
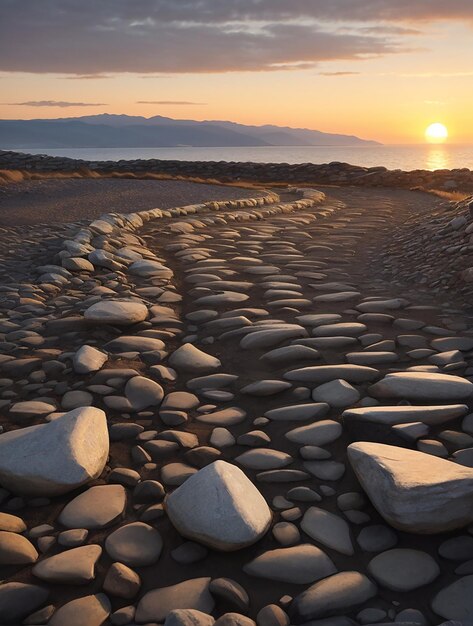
425,122,449,143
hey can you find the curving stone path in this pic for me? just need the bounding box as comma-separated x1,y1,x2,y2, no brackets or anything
1,184,473,625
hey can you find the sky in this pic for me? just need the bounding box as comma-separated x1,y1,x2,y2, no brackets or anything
1,0,473,144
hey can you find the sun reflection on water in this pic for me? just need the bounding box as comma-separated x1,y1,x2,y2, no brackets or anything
426,145,449,171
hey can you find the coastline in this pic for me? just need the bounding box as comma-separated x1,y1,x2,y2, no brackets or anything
1,149,473,194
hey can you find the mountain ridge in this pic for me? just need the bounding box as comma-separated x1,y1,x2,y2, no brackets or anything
0,114,381,149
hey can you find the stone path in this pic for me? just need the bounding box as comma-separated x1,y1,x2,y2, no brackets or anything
1,185,473,625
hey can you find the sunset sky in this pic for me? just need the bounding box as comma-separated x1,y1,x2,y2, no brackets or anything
1,1,473,144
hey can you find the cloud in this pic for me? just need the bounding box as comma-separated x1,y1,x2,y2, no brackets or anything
5,100,108,107
136,100,207,105
0,0,471,75
319,71,360,76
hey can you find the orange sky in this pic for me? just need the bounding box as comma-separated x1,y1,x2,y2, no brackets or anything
1,3,473,144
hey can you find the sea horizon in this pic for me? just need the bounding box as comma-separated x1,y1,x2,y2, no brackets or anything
6,143,473,172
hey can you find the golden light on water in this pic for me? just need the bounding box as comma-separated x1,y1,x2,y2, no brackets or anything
425,122,448,143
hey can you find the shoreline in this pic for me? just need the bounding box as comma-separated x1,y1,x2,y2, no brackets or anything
1,149,473,193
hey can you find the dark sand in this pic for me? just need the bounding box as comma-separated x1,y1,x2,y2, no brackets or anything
0,178,260,227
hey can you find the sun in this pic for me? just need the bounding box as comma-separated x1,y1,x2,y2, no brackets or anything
425,122,448,143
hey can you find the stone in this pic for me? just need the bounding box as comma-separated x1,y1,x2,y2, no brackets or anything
285,420,342,446
301,507,354,555
0,512,26,532
431,575,473,621
48,593,111,626
368,548,439,591
235,449,293,470
0,531,38,564
73,345,108,374
103,562,141,599
348,442,473,533
312,379,360,408
61,390,93,410
136,578,215,623
105,522,163,566
165,609,216,626
0,407,108,496
284,365,378,384
290,571,377,623
125,375,164,410
9,401,56,420
59,484,126,529
343,404,468,425
32,545,102,584
169,344,221,373
0,582,49,625
369,372,473,400
243,544,336,584
84,300,148,325
166,460,272,550
209,578,249,612
356,525,398,552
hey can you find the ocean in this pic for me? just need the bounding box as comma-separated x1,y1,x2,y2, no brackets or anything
8,144,473,171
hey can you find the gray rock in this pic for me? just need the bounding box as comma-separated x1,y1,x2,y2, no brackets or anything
368,548,439,591
48,593,111,626
301,507,354,555
169,344,221,373
432,575,473,621
0,407,108,496
59,484,126,529
84,300,148,325
73,345,108,374
0,582,49,625
105,521,163,566
369,372,473,400
244,544,336,583
166,461,272,550
136,578,214,623
125,375,164,410
32,545,102,584
348,442,473,533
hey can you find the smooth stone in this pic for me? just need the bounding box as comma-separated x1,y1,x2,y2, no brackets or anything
125,376,164,410
136,578,214,623
73,345,108,374
209,577,249,612
304,460,345,481
235,449,293,470
166,461,271,551
105,522,163,566
290,571,377,623
0,512,26,532
356,524,398,552
103,562,141,599
243,544,336,584
312,379,360,408
169,344,221,373
369,372,473,400
260,345,320,365
312,323,366,337
284,365,378,384
165,609,216,626
0,407,108,496
9,400,56,420
32,545,102,584
0,531,38,564
265,403,329,422
240,327,307,350
343,404,468,425
0,583,49,625
59,484,126,529
348,442,473,533
241,380,292,396
431,575,473,621
196,407,246,426
301,507,354,555
105,335,165,353
286,420,342,446
61,390,93,409
48,593,111,626
368,548,439,591
84,300,148,325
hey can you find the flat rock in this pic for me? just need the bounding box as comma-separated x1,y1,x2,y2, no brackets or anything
265,403,329,422
369,372,473,400
0,407,108,496
286,420,342,447
32,545,102,584
368,548,439,591
105,522,163,566
59,484,126,529
136,578,214,623
125,375,164,410
166,460,272,550
243,544,336,584
49,593,111,626
235,449,293,470
0,531,38,565
343,404,468,425
312,379,360,408
432,575,473,621
290,571,377,623
0,582,49,625
284,365,378,384
169,344,221,373
84,300,148,325
348,442,473,533
301,507,354,555
73,345,108,374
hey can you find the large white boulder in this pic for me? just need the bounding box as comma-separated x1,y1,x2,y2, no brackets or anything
0,407,109,496
166,460,272,550
348,442,473,533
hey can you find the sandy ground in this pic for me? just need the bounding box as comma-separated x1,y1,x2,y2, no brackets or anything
0,178,261,226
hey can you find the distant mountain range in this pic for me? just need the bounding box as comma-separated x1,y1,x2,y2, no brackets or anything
0,114,381,149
